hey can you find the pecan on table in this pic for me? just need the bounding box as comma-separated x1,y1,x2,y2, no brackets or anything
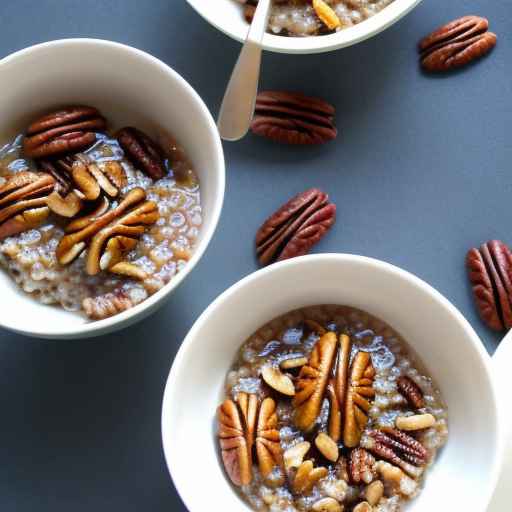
56,187,158,280
293,331,338,432
419,16,497,72
397,376,425,410
361,428,427,479
251,91,337,145
23,106,106,159
466,240,512,331
116,127,166,180
0,172,55,240
255,188,336,266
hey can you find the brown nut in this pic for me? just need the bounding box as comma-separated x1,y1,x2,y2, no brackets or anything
283,441,311,470
311,497,343,512
467,240,512,331
353,503,372,512
46,190,83,218
312,0,341,30
293,460,328,494
293,332,338,431
261,365,295,396
365,480,384,506
375,461,418,498
251,91,337,145
23,106,106,159
315,432,339,463
280,356,308,370
395,413,436,431
256,188,336,266
0,172,55,240
349,448,376,485
397,376,425,409
419,16,497,72
117,127,166,180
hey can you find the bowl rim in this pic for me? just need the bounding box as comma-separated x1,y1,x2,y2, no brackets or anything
0,38,225,339
186,0,423,54
161,253,503,511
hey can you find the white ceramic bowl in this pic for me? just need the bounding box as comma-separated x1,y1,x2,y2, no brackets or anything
0,39,225,339
162,254,502,512
187,0,423,54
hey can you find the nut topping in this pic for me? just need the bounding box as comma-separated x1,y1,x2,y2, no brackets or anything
218,398,253,486
344,352,376,448
283,441,311,470
395,413,436,431
261,365,295,396
315,432,339,463
327,381,341,442
332,334,351,442
353,503,372,512
293,332,337,431
365,480,384,506
292,460,328,494
0,172,55,240
251,91,337,145
375,461,418,498
419,16,497,72
349,448,376,485
362,428,427,478
117,127,166,180
56,188,158,279
311,497,342,512
312,0,341,31
280,356,307,370
256,188,336,266
467,240,512,331
23,106,106,159
256,397,284,485
396,376,425,409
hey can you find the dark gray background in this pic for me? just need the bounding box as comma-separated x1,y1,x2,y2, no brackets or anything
0,0,509,510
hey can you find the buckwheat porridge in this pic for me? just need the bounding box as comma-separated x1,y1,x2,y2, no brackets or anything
0,106,202,320
217,305,448,512
238,0,396,37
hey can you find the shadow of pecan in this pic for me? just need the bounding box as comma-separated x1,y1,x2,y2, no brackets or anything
256,188,336,265
466,240,512,331
116,127,166,180
251,91,337,145
419,16,497,72
23,106,106,159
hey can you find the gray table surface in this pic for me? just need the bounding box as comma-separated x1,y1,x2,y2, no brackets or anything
0,0,510,510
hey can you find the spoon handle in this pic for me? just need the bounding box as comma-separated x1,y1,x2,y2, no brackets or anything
217,0,272,142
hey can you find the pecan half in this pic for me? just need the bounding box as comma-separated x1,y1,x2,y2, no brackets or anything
23,106,106,159
362,428,427,478
419,16,497,72
397,376,425,410
349,448,376,485
256,188,336,266
251,91,337,145
56,188,158,279
332,334,351,441
344,352,376,448
218,398,253,486
256,397,284,485
293,331,337,432
466,240,512,331
117,127,166,180
0,172,55,240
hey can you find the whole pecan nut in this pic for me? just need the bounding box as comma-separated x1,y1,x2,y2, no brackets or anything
419,16,497,72
397,376,425,410
116,127,166,180
251,91,337,145
466,240,512,331
256,188,336,266
0,172,55,239
23,106,106,159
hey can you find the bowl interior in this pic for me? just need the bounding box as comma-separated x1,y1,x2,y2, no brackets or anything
162,255,500,512
0,39,224,338
186,0,423,54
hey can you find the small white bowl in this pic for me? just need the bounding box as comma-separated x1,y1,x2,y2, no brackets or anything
162,254,503,512
187,0,423,54
0,39,225,339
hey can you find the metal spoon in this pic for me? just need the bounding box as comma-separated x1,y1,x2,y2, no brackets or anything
217,0,272,141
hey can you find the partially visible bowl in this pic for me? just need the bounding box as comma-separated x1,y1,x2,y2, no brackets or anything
186,0,423,54
162,253,502,512
0,39,225,339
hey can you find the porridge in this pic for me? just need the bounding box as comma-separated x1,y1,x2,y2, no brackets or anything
238,0,396,37
0,106,202,320
217,305,448,511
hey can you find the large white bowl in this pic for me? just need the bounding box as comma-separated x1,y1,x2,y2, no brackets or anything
162,254,502,512
187,0,423,54
0,39,225,339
